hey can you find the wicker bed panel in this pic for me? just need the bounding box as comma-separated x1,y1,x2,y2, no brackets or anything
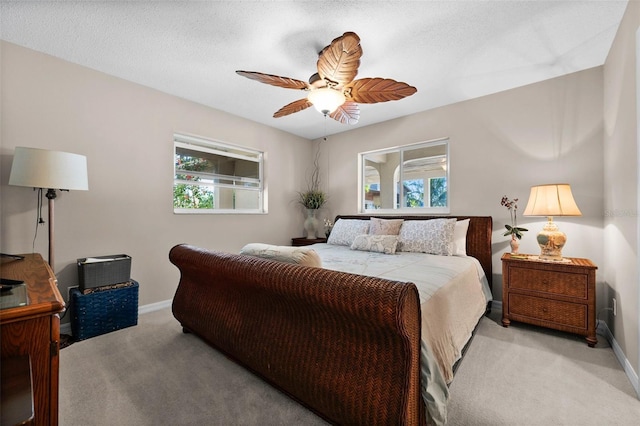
170,244,425,425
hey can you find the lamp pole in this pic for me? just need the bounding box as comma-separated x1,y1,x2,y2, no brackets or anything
46,188,57,272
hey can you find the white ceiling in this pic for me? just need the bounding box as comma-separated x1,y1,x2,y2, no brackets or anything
0,1,629,140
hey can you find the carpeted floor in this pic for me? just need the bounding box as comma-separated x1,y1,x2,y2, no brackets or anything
59,308,640,425
447,310,640,425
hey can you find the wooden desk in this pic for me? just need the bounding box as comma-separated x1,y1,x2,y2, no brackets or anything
1,254,65,426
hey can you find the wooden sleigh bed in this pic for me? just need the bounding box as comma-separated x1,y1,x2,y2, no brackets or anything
170,215,493,425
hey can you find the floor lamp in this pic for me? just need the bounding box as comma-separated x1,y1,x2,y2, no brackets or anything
9,147,89,272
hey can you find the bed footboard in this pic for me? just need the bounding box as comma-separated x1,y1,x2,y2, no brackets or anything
170,244,425,425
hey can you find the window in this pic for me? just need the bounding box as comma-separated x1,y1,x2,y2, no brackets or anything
174,134,264,214
360,138,449,213
363,166,381,209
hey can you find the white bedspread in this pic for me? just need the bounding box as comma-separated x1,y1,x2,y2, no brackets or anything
310,243,492,425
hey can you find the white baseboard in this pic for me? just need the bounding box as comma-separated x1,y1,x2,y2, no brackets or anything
138,299,173,315
60,298,173,335
491,300,638,398
598,320,640,398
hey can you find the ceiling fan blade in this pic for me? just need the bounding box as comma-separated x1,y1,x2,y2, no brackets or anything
329,101,360,124
236,71,309,90
317,32,362,86
345,78,417,103
273,98,313,118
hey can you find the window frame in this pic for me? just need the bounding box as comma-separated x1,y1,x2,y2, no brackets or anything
359,138,450,214
173,133,265,214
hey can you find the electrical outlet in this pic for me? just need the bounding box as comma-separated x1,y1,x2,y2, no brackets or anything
67,285,79,300
613,298,617,316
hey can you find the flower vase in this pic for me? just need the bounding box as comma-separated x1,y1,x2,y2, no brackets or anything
510,235,520,254
304,209,319,239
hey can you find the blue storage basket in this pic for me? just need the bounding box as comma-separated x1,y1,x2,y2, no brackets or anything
71,281,139,340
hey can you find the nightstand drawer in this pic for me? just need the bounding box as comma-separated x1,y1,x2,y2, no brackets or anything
509,293,587,329
509,267,587,298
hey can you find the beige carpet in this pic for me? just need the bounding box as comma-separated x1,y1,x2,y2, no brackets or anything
447,310,640,425
59,308,640,425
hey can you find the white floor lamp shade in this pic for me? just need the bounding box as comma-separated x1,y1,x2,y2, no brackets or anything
9,147,88,191
9,147,89,270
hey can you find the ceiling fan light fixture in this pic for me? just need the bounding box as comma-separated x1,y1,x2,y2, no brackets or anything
237,32,416,124
307,87,345,115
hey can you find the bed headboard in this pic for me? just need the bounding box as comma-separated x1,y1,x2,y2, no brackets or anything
334,215,493,289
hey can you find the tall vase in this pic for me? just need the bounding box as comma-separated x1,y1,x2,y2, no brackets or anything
510,235,520,254
304,209,319,239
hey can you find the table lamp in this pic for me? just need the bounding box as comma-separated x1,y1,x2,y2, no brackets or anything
522,183,581,261
9,147,89,271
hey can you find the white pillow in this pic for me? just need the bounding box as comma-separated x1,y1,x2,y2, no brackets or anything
240,243,322,268
351,234,399,254
452,219,470,256
397,219,457,256
326,219,370,246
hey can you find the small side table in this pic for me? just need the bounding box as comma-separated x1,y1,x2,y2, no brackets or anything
501,253,597,347
291,237,327,247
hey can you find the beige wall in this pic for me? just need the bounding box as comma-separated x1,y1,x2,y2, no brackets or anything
316,66,605,302
0,41,313,315
603,0,640,393
3,12,638,390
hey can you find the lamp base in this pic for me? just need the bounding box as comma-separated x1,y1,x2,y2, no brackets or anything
536,218,567,261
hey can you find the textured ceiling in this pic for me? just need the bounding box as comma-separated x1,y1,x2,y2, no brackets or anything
0,1,629,140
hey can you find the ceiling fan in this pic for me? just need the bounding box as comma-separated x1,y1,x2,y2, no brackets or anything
236,32,417,125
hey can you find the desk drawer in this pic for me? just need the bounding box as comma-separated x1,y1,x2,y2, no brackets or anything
508,293,587,329
509,267,587,298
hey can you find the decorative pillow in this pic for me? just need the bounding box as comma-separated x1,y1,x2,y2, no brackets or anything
351,234,399,254
240,243,322,268
452,219,470,256
369,218,404,236
397,219,457,256
326,219,370,246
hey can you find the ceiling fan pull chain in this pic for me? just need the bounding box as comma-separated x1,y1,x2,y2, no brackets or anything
323,114,328,141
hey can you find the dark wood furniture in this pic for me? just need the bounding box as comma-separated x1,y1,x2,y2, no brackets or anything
172,216,493,425
501,253,597,347
291,237,327,246
1,253,65,425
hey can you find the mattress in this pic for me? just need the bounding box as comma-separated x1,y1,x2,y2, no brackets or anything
310,243,492,424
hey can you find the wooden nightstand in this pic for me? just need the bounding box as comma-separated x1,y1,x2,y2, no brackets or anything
291,237,327,246
501,253,598,347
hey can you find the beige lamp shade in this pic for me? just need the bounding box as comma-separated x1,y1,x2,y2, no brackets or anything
522,184,581,217
523,183,581,261
9,147,88,190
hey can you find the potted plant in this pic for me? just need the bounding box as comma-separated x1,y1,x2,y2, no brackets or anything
298,151,327,238
501,195,527,253
298,189,327,210
298,189,326,239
